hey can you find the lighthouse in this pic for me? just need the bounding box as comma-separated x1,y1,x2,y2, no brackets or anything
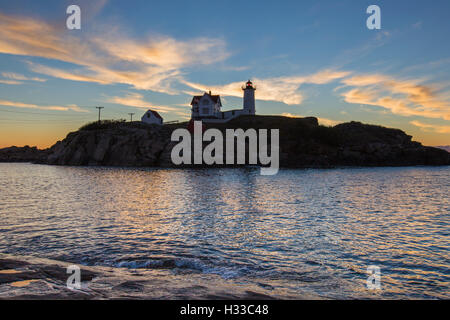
242,80,256,115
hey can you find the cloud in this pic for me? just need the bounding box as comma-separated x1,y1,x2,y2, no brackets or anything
0,99,88,112
341,74,389,87
340,74,450,121
317,117,342,126
28,63,111,85
1,72,46,82
78,0,109,21
288,69,351,85
281,112,342,126
184,78,305,104
220,65,250,72
332,31,392,68
0,79,22,85
412,21,423,29
0,11,228,94
93,36,228,69
107,92,181,113
183,69,350,105
172,110,191,120
410,120,450,134
281,113,299,118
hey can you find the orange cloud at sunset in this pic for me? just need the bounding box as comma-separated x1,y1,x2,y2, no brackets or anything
0,12,228,94
107,92,179,113
0,99,87,112
340,74,450,121
0,72,46,83
281,113,341,126
410,120,450,134
183,69,350,105
106,92,190,119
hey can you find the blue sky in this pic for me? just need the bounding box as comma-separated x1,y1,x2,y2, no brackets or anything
0,0,449,147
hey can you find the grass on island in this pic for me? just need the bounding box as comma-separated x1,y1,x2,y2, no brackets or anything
78,115,342,147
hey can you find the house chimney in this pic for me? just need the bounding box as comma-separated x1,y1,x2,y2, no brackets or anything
209,90,211,95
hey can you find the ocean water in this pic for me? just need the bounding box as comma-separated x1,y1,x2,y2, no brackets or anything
0,163,449,299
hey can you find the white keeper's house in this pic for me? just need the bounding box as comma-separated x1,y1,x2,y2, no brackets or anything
190,80,256,123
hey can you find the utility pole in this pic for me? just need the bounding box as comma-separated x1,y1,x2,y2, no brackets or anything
96,106,104,122
128,113,135,122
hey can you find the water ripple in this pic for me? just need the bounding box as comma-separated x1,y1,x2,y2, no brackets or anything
0,164,449,299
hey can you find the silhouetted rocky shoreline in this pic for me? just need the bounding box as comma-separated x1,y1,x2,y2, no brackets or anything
1,115,449,167
1,253,308,299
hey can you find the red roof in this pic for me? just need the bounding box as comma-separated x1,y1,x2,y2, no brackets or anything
244,80,255,90
149,110,162,120
190,92,221,105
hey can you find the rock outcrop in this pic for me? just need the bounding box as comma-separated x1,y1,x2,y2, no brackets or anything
0,146,49,163
279,120,450,167
2,116,449,168
46,122,171,166
436,145,450,153
332,122,449,166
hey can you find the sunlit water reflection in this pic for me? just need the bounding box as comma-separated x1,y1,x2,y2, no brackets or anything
0,163,448,299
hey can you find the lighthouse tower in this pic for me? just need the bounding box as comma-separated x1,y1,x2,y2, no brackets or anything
242,80,256,115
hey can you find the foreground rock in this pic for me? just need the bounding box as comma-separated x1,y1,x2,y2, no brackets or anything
0,254,313,299
2,116,449,167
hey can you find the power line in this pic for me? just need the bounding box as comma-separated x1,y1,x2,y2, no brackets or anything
0,105,147,117
96,106,104,122
0,105,151,124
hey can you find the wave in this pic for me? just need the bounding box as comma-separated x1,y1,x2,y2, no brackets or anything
109,257,252,279
103,256,327,284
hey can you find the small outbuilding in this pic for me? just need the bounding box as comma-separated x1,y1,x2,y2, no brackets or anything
141,109,163,125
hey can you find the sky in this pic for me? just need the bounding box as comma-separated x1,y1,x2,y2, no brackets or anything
0,0,449,148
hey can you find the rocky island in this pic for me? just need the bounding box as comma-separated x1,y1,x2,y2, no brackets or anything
1,115,449,167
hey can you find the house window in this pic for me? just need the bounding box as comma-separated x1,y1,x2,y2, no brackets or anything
202,99,209,105
202,108,209,114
